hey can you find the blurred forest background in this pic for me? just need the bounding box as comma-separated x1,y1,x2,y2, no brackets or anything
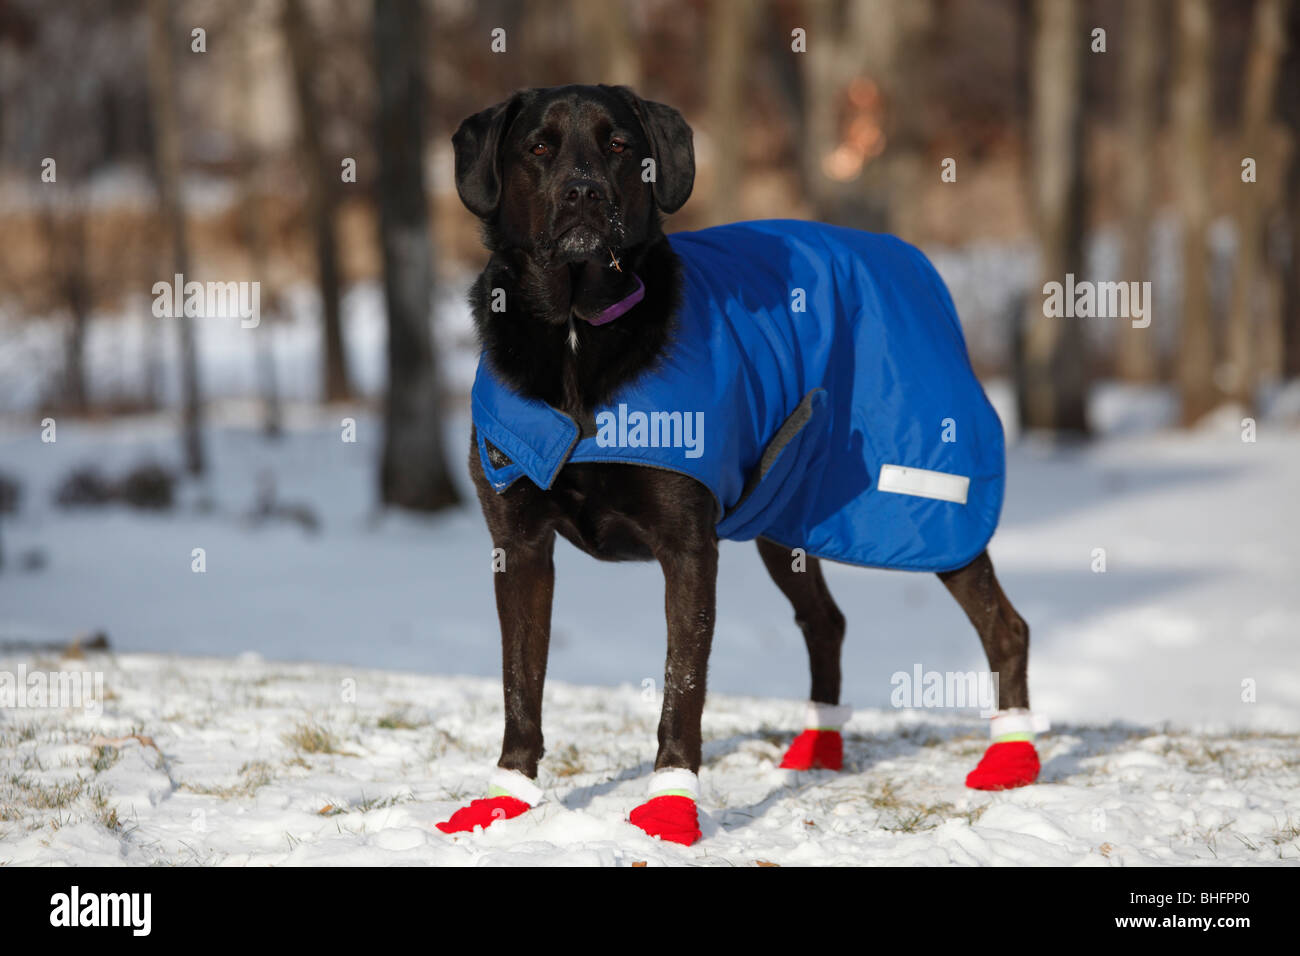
0,0,1297,517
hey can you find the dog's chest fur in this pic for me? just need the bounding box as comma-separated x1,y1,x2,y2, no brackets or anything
468,234,711,564
469,430,714,563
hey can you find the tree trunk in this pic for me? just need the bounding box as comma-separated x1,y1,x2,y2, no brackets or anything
1017,0,1089,435
1116,0,1159,383
1226,0,1288,410
855,0,927,235
237,8,282,439
42,203,91,413
374,0,460,512
707,0,755,224
1173,0,1217,426
1287,0,1300,381
148,0,205,475
1287,145,1300,380
797,0,839,221
1285,0,1300,381
283,0,352,403
61,212,90,413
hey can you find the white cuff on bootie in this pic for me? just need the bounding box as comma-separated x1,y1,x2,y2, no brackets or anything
489,767,545,806
647,768,699,800
803,700,852,731
989,709,1050,740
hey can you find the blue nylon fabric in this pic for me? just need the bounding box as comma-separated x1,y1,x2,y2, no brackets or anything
470,219,1005,572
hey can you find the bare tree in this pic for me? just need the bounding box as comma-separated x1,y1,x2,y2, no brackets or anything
147,0,205,474
1017,0,1088,435
283,0,353,404
373,0,460,512
237,4,282,439
707,0,755,223
1116,0,1159,383
39,200,91,413
1284,0,1300,381
792,0,931,233
796,0,840,221
1225,0,1288,411
1172,0,1216,426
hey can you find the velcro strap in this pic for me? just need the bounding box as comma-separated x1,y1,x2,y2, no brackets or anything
878,464,970,504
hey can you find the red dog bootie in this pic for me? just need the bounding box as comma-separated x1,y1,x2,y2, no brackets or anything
436,768,543,834
966,710,1048,791
779,701,851,770
436,795,529,833
629,769,702,846
780,730,844,770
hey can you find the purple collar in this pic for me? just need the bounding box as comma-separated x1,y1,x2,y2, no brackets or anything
583,273,645,326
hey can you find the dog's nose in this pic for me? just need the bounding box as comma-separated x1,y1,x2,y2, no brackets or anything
560,178,607,210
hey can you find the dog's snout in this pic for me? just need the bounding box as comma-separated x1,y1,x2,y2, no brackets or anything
560,178,607,210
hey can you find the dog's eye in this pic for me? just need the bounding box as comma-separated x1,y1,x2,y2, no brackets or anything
609,139,627,154
530,143,548,156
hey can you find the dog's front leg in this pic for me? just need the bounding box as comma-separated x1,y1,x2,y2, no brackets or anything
629,537,717,846
437,528,555,834
496,530,557,778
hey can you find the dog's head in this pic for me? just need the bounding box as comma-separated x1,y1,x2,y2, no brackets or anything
453,85,694,265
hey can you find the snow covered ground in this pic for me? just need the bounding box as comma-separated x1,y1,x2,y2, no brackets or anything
1,385,1299,864
1,651,1297,866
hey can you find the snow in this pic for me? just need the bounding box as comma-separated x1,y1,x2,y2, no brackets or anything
1,653,1296,866
2,381,1299,863
0,277,479,414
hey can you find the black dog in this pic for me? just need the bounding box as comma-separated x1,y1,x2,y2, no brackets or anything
439,85,1038,846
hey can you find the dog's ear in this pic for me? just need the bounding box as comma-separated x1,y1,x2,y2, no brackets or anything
608,86,695,214
452,92,526,220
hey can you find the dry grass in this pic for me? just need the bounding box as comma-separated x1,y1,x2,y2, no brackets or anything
0,772,121,833
550,744,586,778
180,760,275,800
282,722,357,756
376,709,427,731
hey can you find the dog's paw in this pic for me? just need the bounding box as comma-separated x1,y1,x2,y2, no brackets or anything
778,729,843,771
435,795,531,834
629,795,701,846
965,740,1040,790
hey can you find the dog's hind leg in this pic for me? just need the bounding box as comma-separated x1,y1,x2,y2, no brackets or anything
938,549,1042,790
756,537,850,771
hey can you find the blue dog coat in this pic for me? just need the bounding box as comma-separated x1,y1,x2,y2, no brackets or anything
471,220,1005,573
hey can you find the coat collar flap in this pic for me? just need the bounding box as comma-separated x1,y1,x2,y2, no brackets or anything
470,354,580,491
